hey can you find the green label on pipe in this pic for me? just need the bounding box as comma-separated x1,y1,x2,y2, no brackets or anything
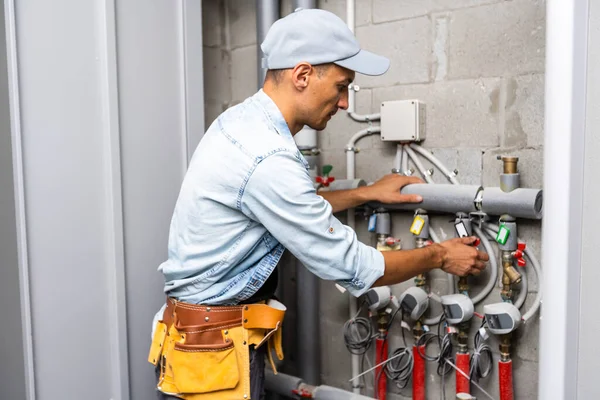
496,225,510,245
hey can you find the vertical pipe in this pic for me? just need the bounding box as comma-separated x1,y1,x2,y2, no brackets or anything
539,2,589,399
256,0,279,87
456,352,470,395
412,345,426,400
346,0,356,114
375,337,388,400
290,0,320,386
499,360,514,400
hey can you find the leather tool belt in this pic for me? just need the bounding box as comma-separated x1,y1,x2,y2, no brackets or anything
148,297,286,399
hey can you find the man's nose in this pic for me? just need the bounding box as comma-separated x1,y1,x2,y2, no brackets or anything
337,90,349,110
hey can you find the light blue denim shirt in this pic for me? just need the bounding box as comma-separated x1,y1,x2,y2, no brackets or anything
157,90,384,308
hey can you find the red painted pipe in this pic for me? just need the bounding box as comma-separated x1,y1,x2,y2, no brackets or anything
456,352,470,395
499,359,514,400
375,337,388,400
412,345,426,400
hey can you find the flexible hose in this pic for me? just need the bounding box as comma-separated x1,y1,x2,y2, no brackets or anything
522,248,543,321
427,229,456,314
513,257,528,309
409,143,460,185
483,223,542,320
470,226,499,305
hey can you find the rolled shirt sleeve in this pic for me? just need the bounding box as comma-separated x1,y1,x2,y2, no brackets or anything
240,150,384,297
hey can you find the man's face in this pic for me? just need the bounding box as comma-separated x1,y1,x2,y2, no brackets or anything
303,64,355,131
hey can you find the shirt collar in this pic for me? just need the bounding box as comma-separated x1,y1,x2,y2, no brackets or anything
252,89,295,143
252,89,311,169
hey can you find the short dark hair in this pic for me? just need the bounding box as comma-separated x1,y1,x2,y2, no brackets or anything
265,64,332,85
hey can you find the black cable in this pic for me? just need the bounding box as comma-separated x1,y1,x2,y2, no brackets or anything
343,301,376,356
416,331,453,377
470,317,492,383
384,346,413,389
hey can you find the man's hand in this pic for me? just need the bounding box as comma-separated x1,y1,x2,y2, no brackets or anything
368,174,424,204
438,236,489,277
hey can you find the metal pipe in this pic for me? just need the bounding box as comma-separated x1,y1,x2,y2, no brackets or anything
345,126,381,393
287,0,321,387
256,0,280,88
265,370,376,399
293,0,316,10
296,257,320,385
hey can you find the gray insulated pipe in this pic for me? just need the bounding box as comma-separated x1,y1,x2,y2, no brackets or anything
368,184,543,220
481,187,543,219
256,0,280,87
370,184,481,214
265,370,375,400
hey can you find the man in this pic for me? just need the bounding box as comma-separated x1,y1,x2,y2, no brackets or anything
148,8,489,400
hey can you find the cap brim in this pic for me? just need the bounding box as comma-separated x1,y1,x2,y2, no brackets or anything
334,49,390,76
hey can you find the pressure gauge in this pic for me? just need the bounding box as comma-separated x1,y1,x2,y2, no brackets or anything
399,286,429,321
441,294,474,325
483,303,521,334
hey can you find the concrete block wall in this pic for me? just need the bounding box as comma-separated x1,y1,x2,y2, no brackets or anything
202,0,545,398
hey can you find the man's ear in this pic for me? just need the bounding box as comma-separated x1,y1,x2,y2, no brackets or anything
291,63,312,91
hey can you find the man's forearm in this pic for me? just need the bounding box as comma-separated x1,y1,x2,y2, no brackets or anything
317,186,372,213
373,244,446,287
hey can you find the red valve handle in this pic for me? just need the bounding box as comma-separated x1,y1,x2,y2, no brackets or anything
513,249,523,259
517,258,527,267
517,242,527,251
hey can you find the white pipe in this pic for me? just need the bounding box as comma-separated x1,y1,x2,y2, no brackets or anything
393,144,402,172
409,143,460,185
401,145,408,175
471,226,498,305
346,126,381,150
404,145,434,184
345,125,380,394
522,248,542,322
345,0,379,122
539,1,588,399
513,253,528,309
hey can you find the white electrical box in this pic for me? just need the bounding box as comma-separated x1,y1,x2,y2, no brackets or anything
380,99,426,142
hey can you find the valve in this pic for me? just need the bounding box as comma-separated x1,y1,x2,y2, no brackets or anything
316,164,335,187
511,241,527,267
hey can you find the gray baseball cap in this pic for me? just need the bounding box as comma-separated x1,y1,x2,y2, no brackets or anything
261,8,390,76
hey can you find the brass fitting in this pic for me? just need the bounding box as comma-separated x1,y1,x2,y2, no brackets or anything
458,277,469,294
499,156,519,174
502,251,522,285
377,311,390,334
457,322,469,353
414,274,426,288
413,320,424,341
499,334,512,362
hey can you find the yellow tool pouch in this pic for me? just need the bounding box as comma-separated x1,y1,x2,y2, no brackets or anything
148,299,286,400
